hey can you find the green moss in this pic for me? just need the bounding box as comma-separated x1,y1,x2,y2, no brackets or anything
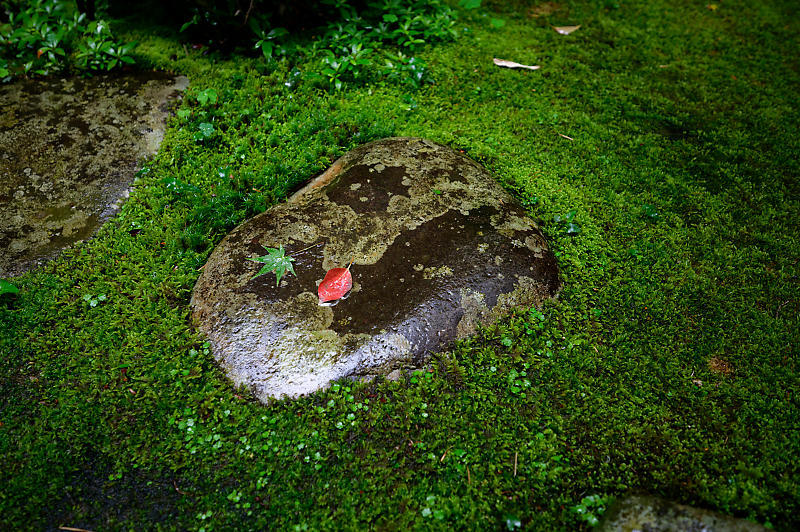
2,0,799,530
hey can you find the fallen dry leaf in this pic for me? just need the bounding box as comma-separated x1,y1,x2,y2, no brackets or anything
553,25,581,35
493,58,540,71
709,356,733,376
318,259,354,305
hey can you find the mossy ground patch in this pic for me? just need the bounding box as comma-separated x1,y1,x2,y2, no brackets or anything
1,1,798,530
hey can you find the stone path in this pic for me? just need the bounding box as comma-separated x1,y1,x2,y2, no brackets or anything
0,72,188,276
600,495,768,532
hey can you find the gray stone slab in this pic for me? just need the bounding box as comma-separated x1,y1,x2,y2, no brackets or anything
0,72,188,276
191,138,561,400
599,495,768,532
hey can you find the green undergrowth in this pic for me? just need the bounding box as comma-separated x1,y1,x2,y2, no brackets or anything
2,0,799,530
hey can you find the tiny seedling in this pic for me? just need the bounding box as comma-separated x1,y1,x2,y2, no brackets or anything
196,88,218,106
82,293,107,307
572,494,611,527
553,209,581,235
193,122,214,141
248,245,296,286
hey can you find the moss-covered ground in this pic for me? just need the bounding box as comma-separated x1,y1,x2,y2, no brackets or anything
2,0,799,529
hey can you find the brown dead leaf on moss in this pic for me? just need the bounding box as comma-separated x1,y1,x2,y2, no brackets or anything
709,357,733,376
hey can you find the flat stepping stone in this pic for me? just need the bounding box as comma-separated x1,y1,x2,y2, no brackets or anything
0,72,188,277
599,495,768,531
191,138,561,400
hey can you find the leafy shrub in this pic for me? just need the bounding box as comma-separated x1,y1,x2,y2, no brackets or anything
177,0,459,90
0,0,134,79
311,0,457,90
74,19,135,71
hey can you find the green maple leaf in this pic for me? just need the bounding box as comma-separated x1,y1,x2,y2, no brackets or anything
247,245,296,286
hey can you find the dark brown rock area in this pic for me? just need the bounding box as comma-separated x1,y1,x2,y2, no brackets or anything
0,72,188,277
191,138,561,400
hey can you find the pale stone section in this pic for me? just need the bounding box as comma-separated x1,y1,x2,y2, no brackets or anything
600,495,768,532
0,73,188,276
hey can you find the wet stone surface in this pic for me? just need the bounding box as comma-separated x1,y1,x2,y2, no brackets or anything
0,72,188,277
599,496,768,532
191,138,561,401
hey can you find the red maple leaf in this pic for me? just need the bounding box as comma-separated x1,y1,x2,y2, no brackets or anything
318,259,354,305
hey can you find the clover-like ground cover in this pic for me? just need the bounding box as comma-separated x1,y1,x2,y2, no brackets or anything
1,0,798,529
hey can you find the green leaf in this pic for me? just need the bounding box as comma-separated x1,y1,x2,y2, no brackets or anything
459,0,481,9
180,19,195,33
198,122,214,137
0,279,19,295
247,245,296,286
490,18,506,28
197,89,218,106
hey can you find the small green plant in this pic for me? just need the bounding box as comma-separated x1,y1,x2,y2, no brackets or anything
252,25,289,60
553,210,581,235
382,52,428,89
524,308,546,336
248,245,297,286
641,203,661,221
504,514,522,530
82,293,107,307
193,122,215,141
196,88,218,107
75,20,136,71
162,177,201,198
320,41,373,90
572,494,612,527
506,368,531,397
420,494,446,520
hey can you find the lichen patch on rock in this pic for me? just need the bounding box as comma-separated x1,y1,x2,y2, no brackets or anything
191,138,561,401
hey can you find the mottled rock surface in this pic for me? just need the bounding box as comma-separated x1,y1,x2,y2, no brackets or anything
0,72,188,277
191,138,561,400
599,496,768,532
